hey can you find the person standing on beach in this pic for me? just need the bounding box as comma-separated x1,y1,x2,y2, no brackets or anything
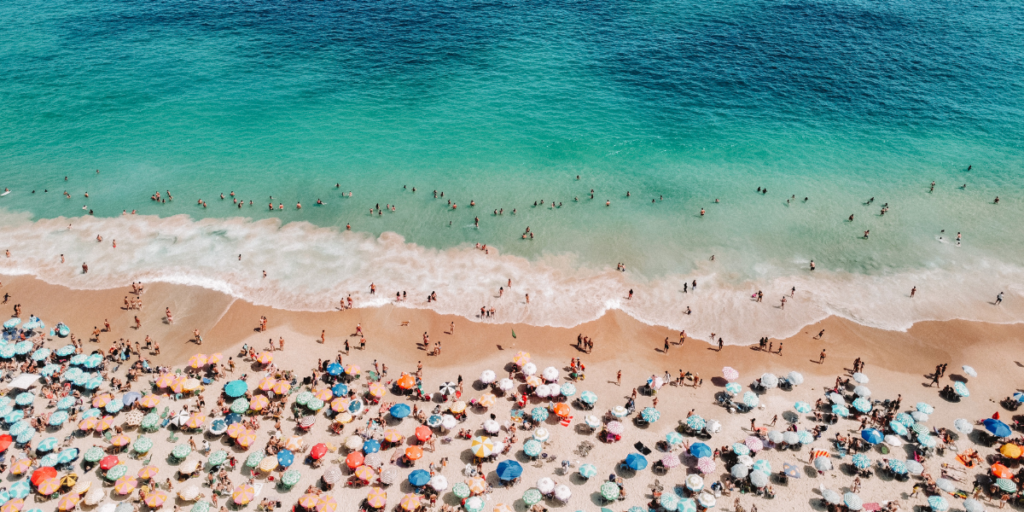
809,260,815,271
627,289,633,300
777,342,783,356
320,330,325,344
718,338,724,351
929,372,940,387
996,292,1004,305
780,296,786,309
663,338,670,354
911,286,916,298
679,331,685,345
616,370,621,386
816,329,824,339
818,349,826,364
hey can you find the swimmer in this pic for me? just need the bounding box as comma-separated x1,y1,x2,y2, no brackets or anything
606,200,610,206
848,214,854,221
700,208,705,216
296,202,301,209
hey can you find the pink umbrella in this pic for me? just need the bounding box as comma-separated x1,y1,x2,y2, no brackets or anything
606,421,624,435
697,457,716,474
722,367,739,381
745,437,764,452
661,454,681,469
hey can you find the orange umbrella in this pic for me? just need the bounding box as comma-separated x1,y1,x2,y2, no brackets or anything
37,478,62,496
397,374,415,390
250,395,270,411
78,417,98,431
525,376,542,388
10,458,32,475
31,466,58,485
226,423,246,438
449,401,466,414
354,466,376,483
237,429,258,448
139,394,161,408
298,494,320,509
256,352,273,364
284,436,305,451
233,485,255,505
553,403,570,418
92,394,113,408
95,415,115,431
992,462,1013,479
1,499,24,512
272,381,291,395
58,494,80,511
415,426,432,442
315,495,338,512
259,377,277,391
467,477,486,494
513,351,530,366
478,394,497,408
346,452,364,469
114,476,138,494
331,398,350,412
405,446,423,461
186,413,206,429
368,383,387,398
138,465,160,479
144,491,168,508
188,354,208,368
384,430,403,443
156,373,176,388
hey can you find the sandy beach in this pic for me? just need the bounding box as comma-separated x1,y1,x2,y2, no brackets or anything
1,273,1021,512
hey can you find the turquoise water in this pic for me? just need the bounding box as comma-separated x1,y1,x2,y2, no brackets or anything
1,0,1022,339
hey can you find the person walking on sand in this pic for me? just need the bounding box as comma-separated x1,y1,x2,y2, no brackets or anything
777,342,783,356
911,286,916,298
815,329,824,339
664,338,670,354
627,289,633,300
616,370,621,386
165,307,173,324
818,349,826,364
718,338,724,351
279,337,284,351
929,372,941,387
996,291,1004,305
134,316,141,329
450,322,454,334
780,296,786,309
679,330,686,345
320,330,325,344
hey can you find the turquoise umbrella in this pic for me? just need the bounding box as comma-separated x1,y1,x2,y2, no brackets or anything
281,470,301,487
889,421,908,436
105,400,124,414
171,444,192,459
38,453,59,467
105,464,128,480
230,399,249,414
306,398,325,411
927,495,949,511
56,397,75,410
69,355,87,366
895,413,915,427
245,452,264,467
295,391,313,405
9,419,31,436
752,459,771,474
916,402,934,414
55,345,76,357
686,415,705,430
451,482,470,499
659,492,679,511
191,502,211,512
732,443,750,456
208,450,228,466
48,411,69,426
793,401,811,413
56,448,79,464
579,391,597,405
560,383,576,397
13,342,32,355
953,382,969,397
133,437,153,454
677,498,697,512
83,446,105,463
852,398,872,413
725,383,741,394
223,380,247,398
40,365,61,377
0,405,12,418
531,407,548,422
666,431,684,445
2,319,19,329
742,392,758,407
523,440,542,457
86,375,103,389
36,437,58,452
0,490,10,506
578,464,597,478
8,481,30,499
84,354,103,368
522,489,542,506
641,407,660,423
0,346,15,359
797,430,814,444
831,405,850,417
5,409,24,424
62,367,83,381
15,393,34,406
851,454,871,469
31,348,51,361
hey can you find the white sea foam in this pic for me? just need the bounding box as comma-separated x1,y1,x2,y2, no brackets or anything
0,210,1021,343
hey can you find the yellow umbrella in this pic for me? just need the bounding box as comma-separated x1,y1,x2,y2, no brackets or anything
467,477,486,494
513,351,530,366
1001,444,1023,459
354,466,376,482
298,494,320,509
335,413,353,424
399,494,420,511
236,430,257,448
77,417,98,431
331,398,350,412
110,434,131,447
232,485,255,505
58,494,80,511
144,491,168,508
259,377,277,391
272,381,291,395
493,505,514,512
138,466,160,479
226,423,246,438
368,382,387,398
208,353,223,364
94,416,115,431
37,478,61,495
1,498,24,512
471,437,494,458
478,394,497,408
250,395,270,411
139,394,161,408
91,394,113,408
315,389,333,401
182,379,202,392
256,352,273,364
114,476,138,495
259,456,278,472
315,496,337,512
185,413,206,429
450,401,466,414
525,376,542,387
383,430,403,443
345,364,360,375
156,373,176,388
10,458,32,475
284,436,304,451
366,487,387,508
169,376,186,394
188,354,208,368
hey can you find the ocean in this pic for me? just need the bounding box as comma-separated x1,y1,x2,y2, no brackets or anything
1,0,1022,342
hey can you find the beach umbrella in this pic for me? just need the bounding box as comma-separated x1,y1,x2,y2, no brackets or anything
828,392,846,404
223,380,246,398
99,455,120,471
345,451,364,470
690,443,712,458
685,474,704,492
8,481,30,500
861,429,884,444
852,398,872,413
821,488,842,505
884,435,903,447
277,449,295,467
0,500,22,512
249,395,269,412
905,460,924,475
230,399,249,414
399,495,420,512
362,439,381,455
482,419,500,434
797,430,814,444
396,374,414,390
814,457,833,471
138,465,159,479
844,492,863,511
541,366,558,381
786,370,804,385
927,496,949,511
179,486,201,501
831,405,850,417
124,410,144,427
889,421,908,436
963,500,985,512
935,478,956,493
732,443,750,456
793,401,811,414
991,463,1013,479
759,373,779,389
750,470,769,488
599,482,619,501
82,490,104,507
742,392,758,407
30,348,50,362
912,411,930,422
497,378,514,392
188,354,207,368
389,403,411,419
144,491,168,508
306,398,325,411
677,498,697,512
172,443,191,459
366,488,387,509
665,432,684,447
745,437,764,452
47,411,70,427
57,494,79,511
961,365,977,377
479,370,496,384
412,425,431,443
895,412,915,427
641,407,660,423
559,383,576,397
681,415,704,432
697,456,716,474
326,363,343,376
14,393,34,407
730,463,749,479
535,477,555,494
530,407,548,422
577,463,597,479
441,414,457,430
523,440,542,457
138,394,160,408
331,383,349,397
953,418,973,434
660,493,680,511
996,478,1018,493
4,409,24,424
232,485,255,505
40,365,61,378
113,476,137,495
534,384,550,398
953,381,969,397
852,372,869,383
918,434,938,448
258,457,278,472
31,467,57,487
851,454,871,469
298,494,320,509
752,459,771,474
766,430,784,443
916,402,934,414
722,367,738,380
583,415,601,429
610,405,628,418
553,484,572,502
725,383,742,394
36,437,58,453
15,429,35,445
624,453,647,471
56,447,79,465
985,418,1012,437
245,452,264,468
471,436,495,458
496,460,523,481
38,454,58,467
281,470,301,487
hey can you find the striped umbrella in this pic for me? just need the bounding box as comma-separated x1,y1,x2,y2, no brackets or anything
366,488,387,509
37,478,61,496
138,466,159,479
144,491,168,508
851,454,871,469
927,496,949,511
399,495,420,511
114,476,137,494
660,493,680,511
232,485,255,505
696,457,716,474
315,496,337,512
298,494,320,509
745,437,764,452
57,494,79,511
272,381,291,395
522,489,542,506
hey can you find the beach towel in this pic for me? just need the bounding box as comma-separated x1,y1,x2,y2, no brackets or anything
560,416,573,427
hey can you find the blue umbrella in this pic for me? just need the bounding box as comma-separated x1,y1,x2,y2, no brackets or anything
123,392,142,406
690,443,712,459
624,453,648,471
1014,392,1024,403
4,410,24,424
984,418,1012,438
666,431,684,445
725,383,742,394
389,403,411,419
496,460,523,481
861,429,884,444
55,344,76,357
348,399,364,415
427,415,442,428
916,402,934,414
224,380,247,398
889,421,908,436
31,348,51,361
326,363,343,376
408,469,430,487
852,398,872,413
48,411,69,426
277,449,295,467
8,480,30,499
14,392,34,407
579,391,598,405
531,407,549,422
56,397,75,410
36,437,58,452
38,453,59,467
57,448,79,464
362,439,381,454
332,383,349,397
105,400,124,414
39,365,61,377
224,413,242,425
793,401,812,414
82,408,102,419
851,454,871,469
84,354,103,368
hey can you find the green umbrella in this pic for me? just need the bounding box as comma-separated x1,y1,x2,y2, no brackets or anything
105,464,128,480
295,392,313,405
172,444,192,459
207,450,227,467
464,497,484,512
245,452,264,468
84,446,105,463
281,470,301,487
523,440,542,457
996,479,1017,493
451,482,470,499
230,399,249,414
141,413,160,431
306,398,325,411
600,482,620,501
522,489,542,506
133,437,153,454
191,502,211,512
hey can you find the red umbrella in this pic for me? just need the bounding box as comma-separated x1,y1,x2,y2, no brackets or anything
345,452,364,470
414,426,432,443
0,435,12,453
31,467,58,486
993,412,1001,420
99,455,121,471
310,444,328,460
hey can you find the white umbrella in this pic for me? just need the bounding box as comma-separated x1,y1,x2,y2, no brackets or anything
547,384,561,397
542,367,559,382
828,393,846,404
911,412,929,423
536,478,555,494
935,479,956,493
491,442,504,454
553,485,571,501
884,435,903,447
533,428,550,442
697,493,716,509
651,377,665,389
179,459,200,474
179,486,201,501
480,371,496,384
705,419,721,434
787,371,804,386
84,488,106,505
962,365,977,378
760,373,779,389
767,431,784,443
854,386,871,397
441,415,458,430
813,457,833,471
483,420,500,434
905,460,924,476
522,363,537,376
497,378,514,391
730,464,749,478
737,455,754,467
535,385,551,398
429,475,448,492
954,419,974,434
852,373,869,384
345,436,364,451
